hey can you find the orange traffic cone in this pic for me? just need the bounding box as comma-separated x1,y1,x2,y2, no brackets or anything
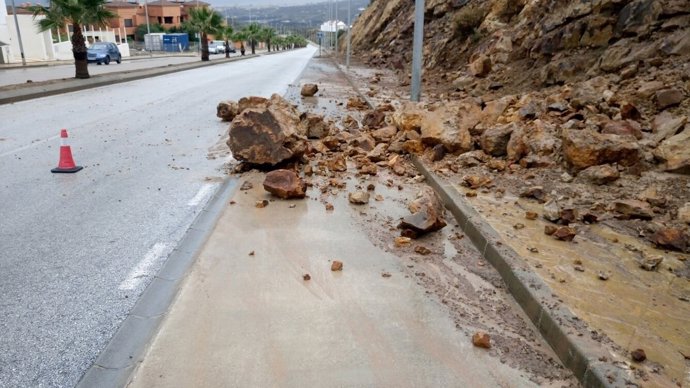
51,129,83,173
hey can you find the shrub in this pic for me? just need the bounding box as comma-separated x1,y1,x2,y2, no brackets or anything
454,4,488,38
493,0,525,22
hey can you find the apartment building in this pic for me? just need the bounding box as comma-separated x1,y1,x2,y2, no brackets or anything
105,0,209,42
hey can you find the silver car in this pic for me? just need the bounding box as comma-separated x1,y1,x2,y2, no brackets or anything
87,42,122,65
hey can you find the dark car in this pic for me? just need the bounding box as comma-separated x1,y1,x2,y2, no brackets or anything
87,42,122,65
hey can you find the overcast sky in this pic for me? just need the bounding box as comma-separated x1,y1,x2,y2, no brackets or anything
212,0,335,6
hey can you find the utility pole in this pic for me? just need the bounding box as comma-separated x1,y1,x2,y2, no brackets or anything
9,0,26,65
143,0,151,54
346,0,351,68
410,0,425,102
334,0,338,62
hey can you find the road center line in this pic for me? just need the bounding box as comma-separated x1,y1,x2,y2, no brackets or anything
0,135,60,158
119,242,169,291
187,183,218,207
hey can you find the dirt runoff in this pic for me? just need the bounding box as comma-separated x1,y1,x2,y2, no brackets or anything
276,55,579,386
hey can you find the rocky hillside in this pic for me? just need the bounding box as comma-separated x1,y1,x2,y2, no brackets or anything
345,0,690,252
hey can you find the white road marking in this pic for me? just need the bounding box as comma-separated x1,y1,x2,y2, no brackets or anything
187,183,218,207
119,242,168,291
0,135,60,158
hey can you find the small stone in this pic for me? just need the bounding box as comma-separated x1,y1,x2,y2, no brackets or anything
472,332,491,349
229,200,236,205
631,349,646,362
528,247,539,253
325,203,334,211
248,251,255,256
513,223,525,230
288,204,296,209
375,194,384,201
240,181,253,190
598,272,609,280
525,212,538,220
466,191,477,197
655,89,683,110
381,272,392,278
348,191,370,205
560,172,574,183
414,246,432,255
331,260,343,271
553,227,577,241
640,255,663,271
544,225,558,235
367,183,376,191
300,83,318,97
574,265,585,272
395,236,412,247
303,273,311,281
255,200,269,208
520,186,547,203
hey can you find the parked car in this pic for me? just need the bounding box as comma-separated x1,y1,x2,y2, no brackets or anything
87,42,121,65
208,42,223,54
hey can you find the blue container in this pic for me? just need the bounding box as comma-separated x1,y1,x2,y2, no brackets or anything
162,33,189,52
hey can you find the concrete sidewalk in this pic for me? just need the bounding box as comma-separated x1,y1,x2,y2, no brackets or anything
124,172,549,388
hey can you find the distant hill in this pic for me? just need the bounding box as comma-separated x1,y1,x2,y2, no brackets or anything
216,0,370,29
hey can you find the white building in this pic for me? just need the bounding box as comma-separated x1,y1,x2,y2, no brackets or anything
0,0,128,64
319,20,347,33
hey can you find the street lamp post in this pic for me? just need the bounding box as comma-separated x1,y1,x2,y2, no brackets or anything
143,0,151,54
334,0,338,62
346,0,351,69
9,0,26,65
410,0,425,102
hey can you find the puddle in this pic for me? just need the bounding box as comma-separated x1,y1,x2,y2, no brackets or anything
456,184,690,386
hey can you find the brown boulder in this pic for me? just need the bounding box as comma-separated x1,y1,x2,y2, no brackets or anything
649,227,688,252
300,83,318,97
614,200,654,220
346,97,369,110
228,95,307,166
553,227,577,241
655,89,684,110
420,107,472,153
399,187,446,236
652,112,686,143
579,164,620,185
480,124,514,157
372,126,398,143
391,104,424,132
362,109,386,129
217,100,239,121
561,129,639,171
654,129,690,173
469,55,492,78
299,113,331,139
263,170,307,199
601,120,643,140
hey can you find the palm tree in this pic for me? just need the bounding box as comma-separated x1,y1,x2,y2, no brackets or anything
260,26,276,52
184,7,223,61
217,25,234,58
242,23,262,55
232,30,247,55
27,0,114,79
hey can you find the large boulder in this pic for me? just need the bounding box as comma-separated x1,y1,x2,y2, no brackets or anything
228,94,307,166
238,96,269,112
263,170,307,199
391,103,424,132
217,100,239,122
399,187,447,236
579,164,620,185
420,107,472,153
561,129,639,171
653,129,690,174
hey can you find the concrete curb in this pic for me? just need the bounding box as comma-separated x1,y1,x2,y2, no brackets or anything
75,177,239,388
410,155,629,388
0,53,198,69
0,49,294,105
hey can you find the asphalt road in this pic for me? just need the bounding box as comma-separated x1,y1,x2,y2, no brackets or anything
0,45,317,388
0,53,235,87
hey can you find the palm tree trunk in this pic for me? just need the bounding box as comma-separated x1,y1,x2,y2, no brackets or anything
240,42,245,55
71,25,89,79
201,33,209,61
225,39,229,58
251,39,255,55
267,39,271,52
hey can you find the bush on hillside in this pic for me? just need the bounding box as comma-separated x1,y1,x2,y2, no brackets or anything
454,4,488,39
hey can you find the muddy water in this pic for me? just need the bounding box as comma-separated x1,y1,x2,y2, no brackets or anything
454,184,690,386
